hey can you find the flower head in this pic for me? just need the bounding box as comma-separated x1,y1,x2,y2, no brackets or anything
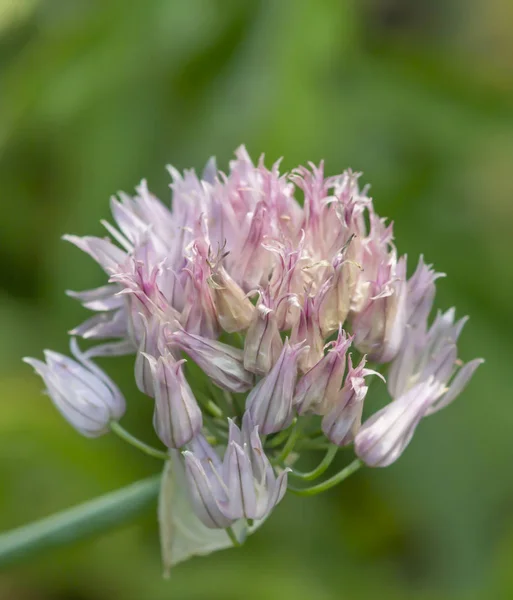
26,146,483,566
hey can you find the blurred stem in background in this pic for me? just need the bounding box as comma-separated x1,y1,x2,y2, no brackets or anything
0,475,161,569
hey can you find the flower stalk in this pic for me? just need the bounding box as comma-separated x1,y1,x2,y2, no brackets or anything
288,458,363,496
110,422,169,461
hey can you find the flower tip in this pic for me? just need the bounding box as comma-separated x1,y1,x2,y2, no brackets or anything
61,233,78,244
22,356,38,368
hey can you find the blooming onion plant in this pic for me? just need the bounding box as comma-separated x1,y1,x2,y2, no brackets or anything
22,146,482,570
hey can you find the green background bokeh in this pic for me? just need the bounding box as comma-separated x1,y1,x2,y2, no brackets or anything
0,1,512,598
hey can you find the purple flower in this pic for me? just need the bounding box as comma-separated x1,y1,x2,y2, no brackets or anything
353,254,408,363
355,379,443,467
322,355,384,446
355,308,483,467
243,290,283,376
405,256,445,328
172,328,254,393
23,338,125,437
290,290,326,374
294,327,353,415
183,413,289,529
207,253,255,333
144,352,203,449
319,246,359,337
247,339,307,434
387,308,483,406
48,146,483,534
134,313,168,396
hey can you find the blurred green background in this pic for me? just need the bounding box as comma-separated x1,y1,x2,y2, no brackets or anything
1,0,512,598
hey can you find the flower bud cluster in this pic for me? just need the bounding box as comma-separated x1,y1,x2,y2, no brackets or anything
25,147,482,554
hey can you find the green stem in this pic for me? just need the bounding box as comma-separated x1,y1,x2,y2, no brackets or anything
225,526,241,547
289,445,339,481
110,422,169,461
265,426,293,449
271,419,302,465
288,458,362,496
0,475,161,568
298,440,332,451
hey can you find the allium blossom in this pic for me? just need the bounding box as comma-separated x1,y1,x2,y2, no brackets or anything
323,355,384,446
183,414,289,529
24,146,482,567
24,338,125,436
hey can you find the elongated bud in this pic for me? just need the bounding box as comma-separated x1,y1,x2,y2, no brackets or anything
237,413,289,519
145,352,202,449
172,328,254,393
134,314,167,397
183,436,234,529
319,248,359,337
247,339,307,434
181,241,220,339
406,256,445,328
355,379,443,467
322,355,384,446
353,256,407,363
208,264,255,332
229,202,273,291
290,292,325,373
294,328,353,415
244,300,283,375
23,338,125,437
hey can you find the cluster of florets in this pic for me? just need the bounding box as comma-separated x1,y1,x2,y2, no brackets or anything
25,146,482,546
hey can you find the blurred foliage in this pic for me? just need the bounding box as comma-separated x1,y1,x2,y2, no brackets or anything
0,0,512,598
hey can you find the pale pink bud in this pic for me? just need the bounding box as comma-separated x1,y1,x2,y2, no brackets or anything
207,262,255,333
23,338,125,437
294,328,353,415
229,202,273,291
243,293,283,376
172,329,254,393
353,256,408,363
290,292,325,373
319,242,359,337
406,255,445,328
355,379,443,467
247,339,307,434
134,314,168,397
264,237,306,329
145,353,203,449
322,355,384,446
181,241,220,339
